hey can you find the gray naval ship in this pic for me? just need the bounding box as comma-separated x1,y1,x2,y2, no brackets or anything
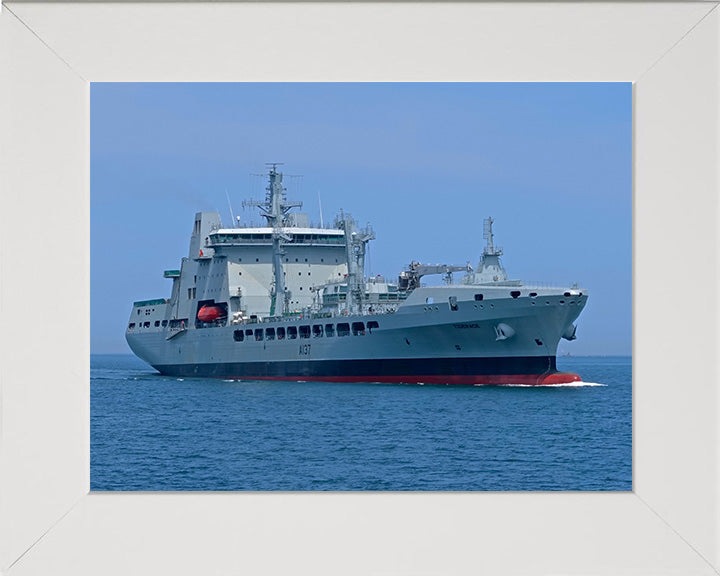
126,164,587,385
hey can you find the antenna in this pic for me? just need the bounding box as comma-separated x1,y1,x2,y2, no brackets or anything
225,189,236,228
482,216,503,257
483,217,494,243
318,190,324,228
244,164,302,227
265,162,284,172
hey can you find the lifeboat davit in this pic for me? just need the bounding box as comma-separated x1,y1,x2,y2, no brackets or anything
197,305,226,322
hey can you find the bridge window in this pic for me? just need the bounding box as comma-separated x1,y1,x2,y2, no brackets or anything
367,321,379,333
277,327,285,340
337,323,350,337
254,329,263,341
143,322,150,328
233,329,244,342
325,323,335,337
474,294,484,301
300,325,310,339
288,326,297,339
313,325,323,338
352,322,365,336
154,320,160,327
162,320,168,326
128,323,135,329
265,328,275,340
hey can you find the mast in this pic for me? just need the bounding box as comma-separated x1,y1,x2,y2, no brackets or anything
335,211,375,314
478,217,508,282
483,217,501,257
243,164,302,315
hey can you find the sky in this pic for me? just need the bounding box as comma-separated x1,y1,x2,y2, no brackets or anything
91,83,631,355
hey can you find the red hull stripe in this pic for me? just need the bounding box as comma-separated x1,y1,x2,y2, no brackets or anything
215,372,582,386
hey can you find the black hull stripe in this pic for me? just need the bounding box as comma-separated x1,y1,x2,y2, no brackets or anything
154,356,558,379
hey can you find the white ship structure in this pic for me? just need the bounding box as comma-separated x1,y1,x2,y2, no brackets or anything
126,164,587,385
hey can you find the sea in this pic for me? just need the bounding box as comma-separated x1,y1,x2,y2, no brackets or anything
91,354,632,491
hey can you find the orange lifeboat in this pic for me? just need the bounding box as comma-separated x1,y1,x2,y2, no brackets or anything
197,305,226,322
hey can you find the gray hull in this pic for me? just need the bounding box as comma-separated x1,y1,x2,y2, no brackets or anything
127,287,586,385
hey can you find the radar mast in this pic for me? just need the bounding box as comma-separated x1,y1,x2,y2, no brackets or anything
243,164,303,316
483,217,503,257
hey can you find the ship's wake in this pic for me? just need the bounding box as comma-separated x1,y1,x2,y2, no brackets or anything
490,381,608,388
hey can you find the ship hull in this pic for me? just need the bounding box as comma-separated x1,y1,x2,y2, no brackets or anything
128,289,586,386
153,356,579,385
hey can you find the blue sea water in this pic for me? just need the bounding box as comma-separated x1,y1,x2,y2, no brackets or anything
91,354,631,491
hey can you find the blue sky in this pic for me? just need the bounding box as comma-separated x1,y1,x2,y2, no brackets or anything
91,83,631,355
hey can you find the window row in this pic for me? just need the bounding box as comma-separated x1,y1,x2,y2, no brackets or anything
128,319,170,330
233,321,379,342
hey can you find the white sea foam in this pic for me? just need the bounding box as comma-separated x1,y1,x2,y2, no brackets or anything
505,381,608,388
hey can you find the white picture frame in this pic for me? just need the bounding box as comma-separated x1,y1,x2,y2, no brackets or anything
1,2,718,574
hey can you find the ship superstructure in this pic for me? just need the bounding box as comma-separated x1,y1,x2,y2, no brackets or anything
126,165,587,385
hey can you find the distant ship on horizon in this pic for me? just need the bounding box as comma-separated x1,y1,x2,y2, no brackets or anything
126,164,587,385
